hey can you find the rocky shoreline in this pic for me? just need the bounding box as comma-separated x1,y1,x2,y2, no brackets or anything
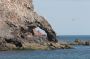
70,39,90,46
0,36,72,51
0,0,72,51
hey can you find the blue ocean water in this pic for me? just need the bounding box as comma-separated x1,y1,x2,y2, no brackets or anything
0,35,90,59
57,35,90,42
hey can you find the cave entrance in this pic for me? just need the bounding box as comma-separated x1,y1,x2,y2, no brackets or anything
33,27,47,37
28,25,57,42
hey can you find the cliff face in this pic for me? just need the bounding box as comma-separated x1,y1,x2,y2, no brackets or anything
0,0,58,50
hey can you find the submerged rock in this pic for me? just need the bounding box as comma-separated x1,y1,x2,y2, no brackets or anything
70,39,90,46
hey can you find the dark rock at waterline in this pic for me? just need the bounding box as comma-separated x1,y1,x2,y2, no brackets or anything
70,39,90,46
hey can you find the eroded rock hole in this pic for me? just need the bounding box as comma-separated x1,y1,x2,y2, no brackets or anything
5,38,22,47
34,27,47,36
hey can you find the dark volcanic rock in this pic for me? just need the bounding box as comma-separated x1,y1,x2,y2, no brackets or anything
75,40,90,46
70,39,90,46
0,0,71,50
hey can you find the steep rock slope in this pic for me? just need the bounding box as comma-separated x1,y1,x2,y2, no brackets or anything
0,0,70,50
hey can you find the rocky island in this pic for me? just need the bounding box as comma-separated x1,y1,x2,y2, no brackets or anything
0,0,71,50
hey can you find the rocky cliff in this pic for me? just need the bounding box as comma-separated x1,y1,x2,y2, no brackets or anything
0,0,71,50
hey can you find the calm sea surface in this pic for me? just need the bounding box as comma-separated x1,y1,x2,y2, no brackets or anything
0,35,90,59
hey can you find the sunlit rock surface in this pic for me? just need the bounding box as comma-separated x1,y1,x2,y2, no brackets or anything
0,0,71,50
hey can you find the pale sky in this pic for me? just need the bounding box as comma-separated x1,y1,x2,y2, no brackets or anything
33,0,90,35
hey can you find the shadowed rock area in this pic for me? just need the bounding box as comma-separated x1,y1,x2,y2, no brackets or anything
0,0,71,50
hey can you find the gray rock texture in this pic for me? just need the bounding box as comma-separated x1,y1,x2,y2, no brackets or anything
0,0,71,50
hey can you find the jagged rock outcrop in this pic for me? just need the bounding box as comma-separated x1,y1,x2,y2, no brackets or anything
70,39,90,46
0,0,71,50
